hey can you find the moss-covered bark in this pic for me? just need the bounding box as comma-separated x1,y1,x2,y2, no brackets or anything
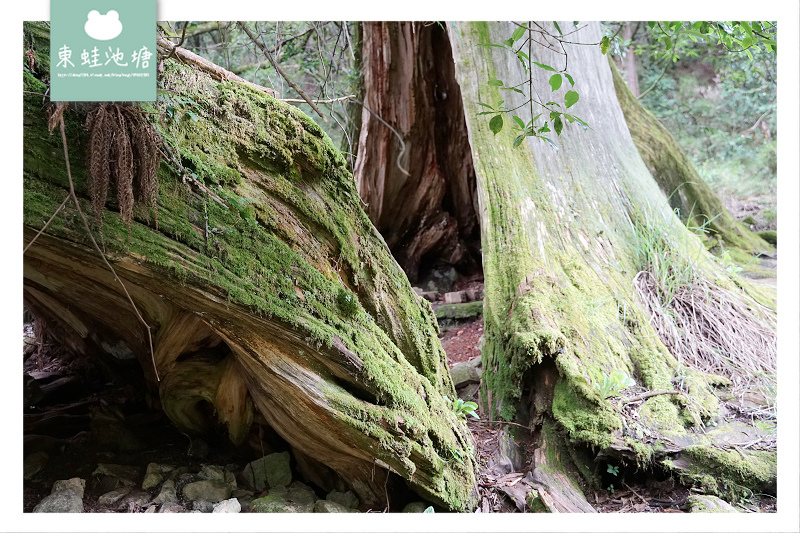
22,23,477,511
449,21,775,506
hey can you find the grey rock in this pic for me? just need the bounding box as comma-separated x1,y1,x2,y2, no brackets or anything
450,362,481,387
93,463,139,487
250,482,317,513
456,383,480,402
250,493,313,513
198,464,225,482
286,481,317,506
315,500,359,513
33,489,84,513
497,428,525,471
402,501,429,513
325,489,359,509
142,462,173,490
52,477,86,498
242,451,292,491
97,487,132,506
118,489,152,510
182,479,233,503
212,498,242,513
444,291,468,304
153,479,178,504
687,494,741,513
191,499,215,512
158,502,186,513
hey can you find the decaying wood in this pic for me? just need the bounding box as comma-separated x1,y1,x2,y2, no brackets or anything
24,25,478,510
353,22,481,282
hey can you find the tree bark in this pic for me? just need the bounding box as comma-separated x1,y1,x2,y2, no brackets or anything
22,23,477,511
449,21,775,506
353,22,481,283
621,23,640,98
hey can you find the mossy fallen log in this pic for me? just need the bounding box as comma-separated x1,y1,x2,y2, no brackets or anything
22,23,477,511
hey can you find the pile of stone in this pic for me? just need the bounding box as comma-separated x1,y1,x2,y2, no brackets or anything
31,451,436,514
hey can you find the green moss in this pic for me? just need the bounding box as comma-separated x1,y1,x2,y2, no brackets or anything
666,446,777,501
551,380,619,448
756,230,776,245
433,301,483,320
23,27,476,512
611,59,772,259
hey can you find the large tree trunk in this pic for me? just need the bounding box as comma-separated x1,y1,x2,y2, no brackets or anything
22,24,477,511
353,22,481,284
448,21,776,508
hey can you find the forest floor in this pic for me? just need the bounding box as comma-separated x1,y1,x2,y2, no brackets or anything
439,313,777,514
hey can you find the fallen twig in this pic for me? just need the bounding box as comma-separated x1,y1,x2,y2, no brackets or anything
624,390,681,404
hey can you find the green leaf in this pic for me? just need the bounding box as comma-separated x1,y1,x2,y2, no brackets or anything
423,506,435,513
541,136,559,152
503,38,515,47
553,115,563,136
513,135,525,148
511,25,526,42
487,79,504,87
564,90,579,108
549,73,563,91
489,114,504,135
600,36,610,55
512,115,525,129
477,102,494,110
564,73,575,86
553,21,563,35
533,61,556,72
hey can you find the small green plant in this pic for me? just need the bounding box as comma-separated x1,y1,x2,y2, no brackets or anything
607,484,615,495
606,464,620,477
595,371,636,398
444,396,480,419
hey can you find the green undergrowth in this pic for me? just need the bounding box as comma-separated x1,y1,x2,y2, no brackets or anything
612,59,772,261
22,31,475,511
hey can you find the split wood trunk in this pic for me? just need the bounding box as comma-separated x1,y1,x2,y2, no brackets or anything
22,24,478,511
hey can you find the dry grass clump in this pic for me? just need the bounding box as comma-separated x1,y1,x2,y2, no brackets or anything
635,270,777,395
629,204,776,403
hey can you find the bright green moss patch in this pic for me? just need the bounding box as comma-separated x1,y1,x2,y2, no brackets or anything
756,230,776,245
23,30,476,511
551,380,619,449
668,446,777,501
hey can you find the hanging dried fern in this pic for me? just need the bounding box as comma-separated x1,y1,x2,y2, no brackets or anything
82,103,162,231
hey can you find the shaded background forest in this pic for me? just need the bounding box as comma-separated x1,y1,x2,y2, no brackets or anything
161,20,777,236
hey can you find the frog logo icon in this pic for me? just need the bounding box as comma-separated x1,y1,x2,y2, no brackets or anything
84,10,123,41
